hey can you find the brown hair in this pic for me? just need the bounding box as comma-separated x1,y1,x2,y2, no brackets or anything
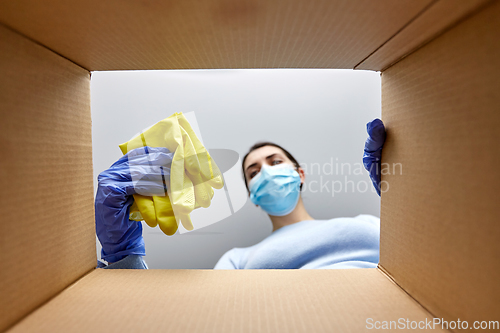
242,142,303,193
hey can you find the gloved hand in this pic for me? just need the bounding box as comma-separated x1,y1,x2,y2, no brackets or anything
95,146,173,263
363,118,386,196
119,112,224,235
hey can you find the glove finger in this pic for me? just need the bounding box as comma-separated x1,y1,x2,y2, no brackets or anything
180,126,201,175
158,215,178,236
177,116,211,176
155,195,179,236
179,213,194,231
204,152,224,189
363,153,382,195
187,147,224,190
177,114,202,146
129,200,143,222
177,115,224,189
365,119,386,152
170,145,191,212
170,160,196,214
367,118,385,138
178,175,196,213
186,171,212,208
133,194,158,228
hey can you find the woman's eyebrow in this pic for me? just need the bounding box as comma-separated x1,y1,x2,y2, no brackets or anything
246,153,282,173
265,153,279,161
245,162,258,172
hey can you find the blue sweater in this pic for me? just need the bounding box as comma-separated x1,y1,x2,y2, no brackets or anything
214,215,380,269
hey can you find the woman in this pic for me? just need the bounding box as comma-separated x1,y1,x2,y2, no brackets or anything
213,139,381,269
95,119,386,269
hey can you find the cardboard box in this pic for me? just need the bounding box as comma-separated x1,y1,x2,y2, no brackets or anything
1,0,498,331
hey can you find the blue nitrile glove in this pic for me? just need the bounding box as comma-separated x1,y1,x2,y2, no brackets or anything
95,146,173,263
363,118,386,196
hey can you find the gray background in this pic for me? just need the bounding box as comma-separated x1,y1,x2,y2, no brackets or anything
91,69,381,269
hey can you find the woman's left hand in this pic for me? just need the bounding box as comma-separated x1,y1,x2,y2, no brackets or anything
363,118,386,196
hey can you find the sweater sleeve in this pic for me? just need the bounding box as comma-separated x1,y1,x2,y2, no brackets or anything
213,248,242,269
96,254,149,269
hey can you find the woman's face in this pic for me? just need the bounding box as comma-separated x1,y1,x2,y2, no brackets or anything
243,145,305,188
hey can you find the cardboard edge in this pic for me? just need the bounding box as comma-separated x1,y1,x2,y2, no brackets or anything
376,265,450,332
8,268,448,333
377,0,500,324
0,21,89,72
0,23,94,331
4,268,98,332
379,0,496,72
355,0,495,72
352,0,438,71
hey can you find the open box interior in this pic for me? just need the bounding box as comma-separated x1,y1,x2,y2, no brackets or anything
1,1,499,332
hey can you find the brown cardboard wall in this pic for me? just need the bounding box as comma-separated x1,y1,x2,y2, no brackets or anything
356,0,493,71
380,0,500,326
0,25,96,331
0,0,432,71
7,269,444,333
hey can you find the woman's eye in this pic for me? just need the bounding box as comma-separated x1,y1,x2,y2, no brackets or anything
272,160,282,165
249,171,258,179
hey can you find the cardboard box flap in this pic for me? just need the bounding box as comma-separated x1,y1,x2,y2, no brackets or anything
6,269,445,332
356,0,493,71
380,0,500,325
0,0,432,71
0,24,96,332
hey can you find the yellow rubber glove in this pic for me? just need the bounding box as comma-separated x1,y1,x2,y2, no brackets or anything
119,112,192,234
177,113,225,200
167,114,224,230
119,112,223,235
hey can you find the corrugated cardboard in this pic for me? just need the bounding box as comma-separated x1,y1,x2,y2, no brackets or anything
356,0,493,71
0,0,498,332
0,24,96,332
0,0,432,71
380,0,500,325
7,269,443,333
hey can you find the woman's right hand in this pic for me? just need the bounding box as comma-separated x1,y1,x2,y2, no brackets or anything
95,146,173,263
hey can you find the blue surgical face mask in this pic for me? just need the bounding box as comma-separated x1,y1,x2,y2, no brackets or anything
248,163,301,216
